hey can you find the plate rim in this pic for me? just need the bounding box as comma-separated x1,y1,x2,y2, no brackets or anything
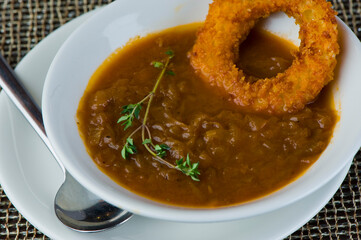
0,3,355,239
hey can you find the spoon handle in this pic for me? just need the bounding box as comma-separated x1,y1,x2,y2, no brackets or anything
0,54,64,171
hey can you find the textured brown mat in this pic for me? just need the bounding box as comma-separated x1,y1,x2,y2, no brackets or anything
0,0,360,239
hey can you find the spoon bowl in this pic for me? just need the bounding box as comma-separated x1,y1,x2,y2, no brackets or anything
55,172,132,232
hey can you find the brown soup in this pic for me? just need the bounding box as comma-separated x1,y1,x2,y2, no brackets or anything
77,23,337,207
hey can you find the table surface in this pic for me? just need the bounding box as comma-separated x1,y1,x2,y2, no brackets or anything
1,0,361,239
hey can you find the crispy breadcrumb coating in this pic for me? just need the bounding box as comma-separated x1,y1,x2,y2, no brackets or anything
189,0,339,114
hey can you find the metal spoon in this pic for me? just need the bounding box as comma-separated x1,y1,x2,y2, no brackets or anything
0,54,133,232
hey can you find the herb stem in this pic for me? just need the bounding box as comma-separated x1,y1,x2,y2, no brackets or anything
140,56,177,169
141,98,154,141
143,140,176,169
142,126,176,168
141,56,171,146
128,125,142,139
144,125,156,148
152,57,171,94
128,92,153,118
137,92,153,106
154,155,176,169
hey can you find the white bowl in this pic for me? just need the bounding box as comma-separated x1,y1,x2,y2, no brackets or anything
42,0,361,222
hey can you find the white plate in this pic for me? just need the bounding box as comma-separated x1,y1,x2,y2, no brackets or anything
42,0,361,222
0,9,352,240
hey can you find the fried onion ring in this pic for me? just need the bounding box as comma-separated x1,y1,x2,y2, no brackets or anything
189,0,339,114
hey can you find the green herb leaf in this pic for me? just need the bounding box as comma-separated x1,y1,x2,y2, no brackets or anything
133,105,142,119
121,104,135,114
121,137,137,159
117,115,130,123
165,50,174,58
117,114,133,130
121,146,127,159
166,70,175,76
121,104,142,118
142,139,152,145
151,61,164,69
153,143,170,158
118,104,142,130
159,144,170,150
123,116,134,130
175,154,200,181
127,138,134,145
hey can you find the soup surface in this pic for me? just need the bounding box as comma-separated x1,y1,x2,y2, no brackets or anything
77,24,337,207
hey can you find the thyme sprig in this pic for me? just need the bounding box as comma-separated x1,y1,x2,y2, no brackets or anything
117,50,200,181
176,154,200,181
117,104,142,130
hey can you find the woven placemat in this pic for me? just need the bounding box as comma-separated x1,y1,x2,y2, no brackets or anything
0,0,360,239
